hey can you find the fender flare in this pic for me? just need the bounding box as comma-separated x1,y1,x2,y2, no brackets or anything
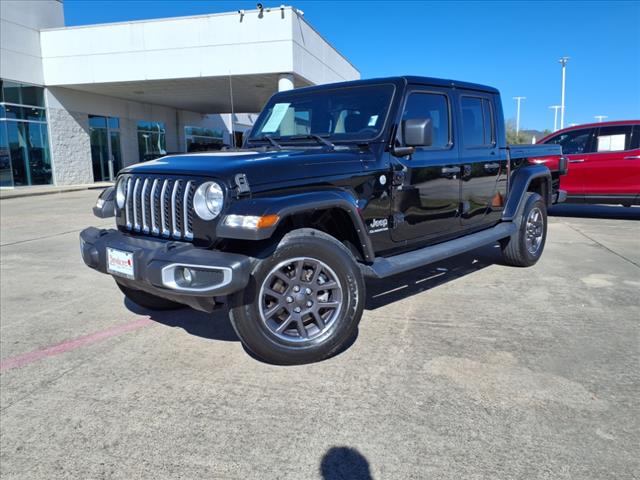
216,189,375,262
502,165,552,221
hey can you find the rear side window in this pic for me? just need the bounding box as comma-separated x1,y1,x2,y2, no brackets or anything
545,128,594,154
461,96,494,146
401,92,450,148
595,125,634,152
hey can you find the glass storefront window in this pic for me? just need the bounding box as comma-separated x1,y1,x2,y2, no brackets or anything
4,121,52,186
0,79,52,186
1,80,45,107
138,121,166,161
0,120,11,187
185,126,224,152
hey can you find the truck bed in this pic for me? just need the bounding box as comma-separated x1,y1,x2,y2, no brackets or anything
509,143,565,175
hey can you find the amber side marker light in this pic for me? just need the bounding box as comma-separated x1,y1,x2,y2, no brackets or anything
256,214,279,229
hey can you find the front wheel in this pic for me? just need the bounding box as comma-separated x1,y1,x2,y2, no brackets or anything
229,229,365,365
501,192,547,267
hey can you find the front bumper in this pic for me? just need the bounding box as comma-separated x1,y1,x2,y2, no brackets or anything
80,227,252,312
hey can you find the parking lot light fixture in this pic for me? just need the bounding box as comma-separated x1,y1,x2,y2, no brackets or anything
559,57,570,129
549,105,561,132
513,96,526,140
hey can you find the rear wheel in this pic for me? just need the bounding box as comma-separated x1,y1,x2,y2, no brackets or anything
116,280,185,311
501,192,547,267
229,229,364,365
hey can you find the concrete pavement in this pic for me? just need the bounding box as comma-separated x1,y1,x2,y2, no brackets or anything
1,192,638,479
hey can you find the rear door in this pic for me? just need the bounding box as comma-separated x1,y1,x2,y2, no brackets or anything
390,87,461,242
543,127,597,200
583,124,640,197
457,92,505,228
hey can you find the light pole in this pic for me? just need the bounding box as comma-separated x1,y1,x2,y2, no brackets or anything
513,96,526,141
594,115,608,123
549,105,561,132
559,56,570,129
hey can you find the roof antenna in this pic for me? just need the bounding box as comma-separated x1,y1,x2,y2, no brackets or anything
228,70,237,149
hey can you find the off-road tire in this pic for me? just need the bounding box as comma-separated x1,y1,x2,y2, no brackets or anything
116,280,185,311
501,192,547,267
229,228,365,365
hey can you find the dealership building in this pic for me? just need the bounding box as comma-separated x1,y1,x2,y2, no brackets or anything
0,0,359,188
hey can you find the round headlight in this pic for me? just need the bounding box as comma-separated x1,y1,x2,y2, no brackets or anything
116,177,127,209
193,181,224,220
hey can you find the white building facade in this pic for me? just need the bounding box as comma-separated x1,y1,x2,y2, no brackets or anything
0,0,359,187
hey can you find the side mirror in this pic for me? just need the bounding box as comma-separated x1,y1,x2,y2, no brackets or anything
93,186,115,218
403,118,433,147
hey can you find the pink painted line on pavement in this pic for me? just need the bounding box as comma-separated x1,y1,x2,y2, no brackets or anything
0,318,153,372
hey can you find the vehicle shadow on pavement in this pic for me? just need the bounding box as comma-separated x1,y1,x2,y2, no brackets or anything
365,243,503,310
320,446,373,480
549,204,640,220
122,244,503,360
124,298,240,341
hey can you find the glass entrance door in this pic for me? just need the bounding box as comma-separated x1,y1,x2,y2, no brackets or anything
89,115,121,182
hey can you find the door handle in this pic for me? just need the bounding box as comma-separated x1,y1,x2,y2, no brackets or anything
624,155,640,160
441,167,461,175
569,158,585,163
484,162,500,170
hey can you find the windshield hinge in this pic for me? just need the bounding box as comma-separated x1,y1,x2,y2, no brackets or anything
234,173,251,197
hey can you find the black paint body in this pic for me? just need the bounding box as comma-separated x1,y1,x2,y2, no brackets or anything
115,76,563,261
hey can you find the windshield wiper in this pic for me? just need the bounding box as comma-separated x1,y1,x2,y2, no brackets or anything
250,135,282,150
291,134,335,149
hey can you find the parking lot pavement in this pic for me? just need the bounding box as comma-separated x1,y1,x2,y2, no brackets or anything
1,191,638,480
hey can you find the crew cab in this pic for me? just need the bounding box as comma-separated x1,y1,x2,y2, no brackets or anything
537,120,640,206
81,76,565,364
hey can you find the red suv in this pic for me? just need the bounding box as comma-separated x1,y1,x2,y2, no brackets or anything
537,120,640,206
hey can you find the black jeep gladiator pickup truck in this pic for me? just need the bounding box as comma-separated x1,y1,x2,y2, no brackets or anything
81,76,567,364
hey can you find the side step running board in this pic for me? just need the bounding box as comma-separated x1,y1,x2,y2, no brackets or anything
360,222,517,279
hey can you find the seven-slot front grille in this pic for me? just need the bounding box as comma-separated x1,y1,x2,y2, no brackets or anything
121,176,196,241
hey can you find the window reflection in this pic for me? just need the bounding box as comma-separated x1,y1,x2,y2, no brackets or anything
185,126,224,152
138,121,166,162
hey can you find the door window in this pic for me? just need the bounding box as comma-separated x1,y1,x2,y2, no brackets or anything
401,92,450,148
545,128,594,155
595,125,634,152
631,126,640,150
461,96,494,146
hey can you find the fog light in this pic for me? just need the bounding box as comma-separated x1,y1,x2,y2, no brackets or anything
181,267,193,284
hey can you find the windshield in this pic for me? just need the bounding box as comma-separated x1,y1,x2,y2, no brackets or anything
248,84,395,143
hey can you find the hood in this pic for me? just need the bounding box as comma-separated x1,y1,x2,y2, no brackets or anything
121,149,370,187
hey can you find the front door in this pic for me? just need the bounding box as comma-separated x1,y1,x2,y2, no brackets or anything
544,127,597,201
391,88,461,243
457,93,506,228
90,115,122,182
582,124,640,198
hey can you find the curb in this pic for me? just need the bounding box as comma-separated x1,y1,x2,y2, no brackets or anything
0,184,112,201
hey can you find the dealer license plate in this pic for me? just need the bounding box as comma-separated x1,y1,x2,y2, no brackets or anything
106,247,135,279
